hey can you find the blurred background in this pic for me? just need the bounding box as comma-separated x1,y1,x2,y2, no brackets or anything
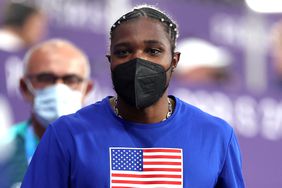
0,0,281,187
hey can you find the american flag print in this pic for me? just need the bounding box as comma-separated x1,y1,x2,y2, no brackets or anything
109,147,183,188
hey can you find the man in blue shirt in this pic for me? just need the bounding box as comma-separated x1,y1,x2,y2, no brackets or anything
21,5,245,188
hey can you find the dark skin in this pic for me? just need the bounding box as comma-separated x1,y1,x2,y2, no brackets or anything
108,17,180,123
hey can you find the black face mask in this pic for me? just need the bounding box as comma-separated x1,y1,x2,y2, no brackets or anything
111,58,172,109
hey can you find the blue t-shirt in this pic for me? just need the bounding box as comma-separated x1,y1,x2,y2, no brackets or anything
21,96,245,188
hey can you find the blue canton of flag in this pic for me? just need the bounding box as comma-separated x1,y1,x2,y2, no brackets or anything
111,149,143,171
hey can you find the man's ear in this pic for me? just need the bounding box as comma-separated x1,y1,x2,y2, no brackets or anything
84,80,93,96
106,55,111,63
81,80,94,103
172,52,181,71
19,78,33,102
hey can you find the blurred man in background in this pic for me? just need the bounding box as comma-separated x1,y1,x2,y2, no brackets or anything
0,2,46,52
0,2,47,154
0,39,93,188
175,37,233,87
270,20,282,89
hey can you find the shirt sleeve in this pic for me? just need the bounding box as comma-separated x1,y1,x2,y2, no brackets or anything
21,124,69,188
215,130,245,188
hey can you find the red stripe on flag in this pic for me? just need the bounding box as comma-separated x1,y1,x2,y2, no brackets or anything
143,149,181,153
143,161,181,165
112,173,182,178
143,155,181,159
112,180,182,185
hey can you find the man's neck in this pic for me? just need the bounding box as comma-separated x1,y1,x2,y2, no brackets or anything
111,94,173,124
31,115,46,139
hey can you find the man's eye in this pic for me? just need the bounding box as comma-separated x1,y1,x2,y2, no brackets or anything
63,75,83,85
36,74,56,83
147,48,162,55
114,50,130,57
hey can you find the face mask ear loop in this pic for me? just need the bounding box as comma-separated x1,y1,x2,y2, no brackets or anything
162,58,175,93
164,61,173,73
168,52,178,73
24,78,36,96
79,80,88,96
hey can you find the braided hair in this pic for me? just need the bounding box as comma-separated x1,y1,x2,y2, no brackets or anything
110,5,179,53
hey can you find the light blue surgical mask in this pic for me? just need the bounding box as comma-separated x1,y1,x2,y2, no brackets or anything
26,81,83,128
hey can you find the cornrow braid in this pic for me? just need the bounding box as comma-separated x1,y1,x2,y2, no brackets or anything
110,5,179,53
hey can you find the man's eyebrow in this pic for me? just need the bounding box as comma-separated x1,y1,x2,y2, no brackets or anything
144,40,165,46
144,40,163,44
112,42,131,48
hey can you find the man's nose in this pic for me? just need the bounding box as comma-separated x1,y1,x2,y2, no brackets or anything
54,77,65,84
131,50,147,60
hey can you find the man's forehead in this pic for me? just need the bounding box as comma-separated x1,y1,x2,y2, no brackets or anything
34,42,82,57
26,49,86,75
32,48,81,61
